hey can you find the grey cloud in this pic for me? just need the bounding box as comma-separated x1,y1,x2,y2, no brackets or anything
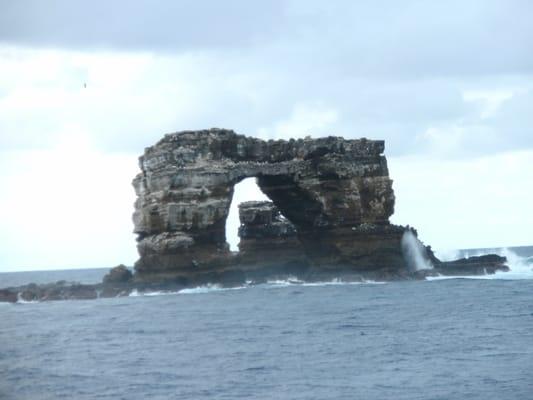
0,0,532,158
2,0,532,78
0,0,285,50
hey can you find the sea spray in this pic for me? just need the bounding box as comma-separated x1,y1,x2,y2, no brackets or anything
481,248,533,280
427,248,533,281
401,230,433,271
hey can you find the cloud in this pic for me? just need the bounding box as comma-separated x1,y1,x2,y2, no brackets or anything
0,0,285,51
416,87,533,157
1,1,532,157
258,103,340,140
1,45,531,158
2,1,532,77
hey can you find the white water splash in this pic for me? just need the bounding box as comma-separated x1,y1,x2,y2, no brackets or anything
16,293,39,304
401,230,433,271
129,289,180,297
179,284,247,294
127,279,388,298
263,278,385,288
476,248,533,280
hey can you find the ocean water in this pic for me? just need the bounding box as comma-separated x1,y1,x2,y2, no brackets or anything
1,248,533,400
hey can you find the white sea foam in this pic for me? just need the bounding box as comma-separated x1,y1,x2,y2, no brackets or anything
263,278,386,288
301,280,386,287
264,277,303,287
129,289,181,297
179,284,247,294
128,285,248,297
16,293,39,304
127,279,386,298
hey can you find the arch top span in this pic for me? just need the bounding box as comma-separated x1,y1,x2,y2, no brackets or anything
132,128,399,280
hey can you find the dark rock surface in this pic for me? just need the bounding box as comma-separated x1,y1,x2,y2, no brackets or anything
132,128,399,282
236,201,309,280
129,128,509,284
0,289,17,303
17,282,99,302
103,265,133,284
434,254,510,276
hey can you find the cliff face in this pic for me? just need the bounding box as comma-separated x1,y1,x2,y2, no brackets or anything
0,128,511,303
132,128,403,282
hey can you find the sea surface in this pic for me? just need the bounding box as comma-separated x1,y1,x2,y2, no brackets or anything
1,247,532,400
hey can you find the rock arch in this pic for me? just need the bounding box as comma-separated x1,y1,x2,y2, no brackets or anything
132,129,401,282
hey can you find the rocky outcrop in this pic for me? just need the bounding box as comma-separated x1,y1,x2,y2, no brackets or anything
237,201,308,279
130,128,511,283
0,289,18,303
17,282,99,302
433,254,509,276
103,265,133,285
132,128,398,282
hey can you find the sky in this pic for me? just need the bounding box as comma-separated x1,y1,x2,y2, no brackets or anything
0,0,531,271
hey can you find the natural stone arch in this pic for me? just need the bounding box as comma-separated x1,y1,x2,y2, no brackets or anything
132,129,398,282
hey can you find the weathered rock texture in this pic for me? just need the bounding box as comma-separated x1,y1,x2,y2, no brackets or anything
237,201,308,278
129,128,509,284
132,129,401,282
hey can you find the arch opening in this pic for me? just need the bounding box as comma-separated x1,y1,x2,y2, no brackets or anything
226,177,269,251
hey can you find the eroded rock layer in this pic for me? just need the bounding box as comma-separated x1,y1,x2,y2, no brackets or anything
132,129,398,281
237,201,308,277
130,128,510,283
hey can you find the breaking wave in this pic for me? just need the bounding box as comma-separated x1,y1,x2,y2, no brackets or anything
129,284,247,297
129,289,181,297
263,278,386,288
16,293,39,304
127,279,387,298
179,285,247,294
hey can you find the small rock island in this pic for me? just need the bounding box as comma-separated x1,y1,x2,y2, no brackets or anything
131,129,507,284
0,129,508,302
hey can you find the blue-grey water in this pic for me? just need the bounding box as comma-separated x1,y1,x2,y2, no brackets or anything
1,247,533,400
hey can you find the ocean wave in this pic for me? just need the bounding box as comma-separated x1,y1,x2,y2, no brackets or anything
129,289,181,297
127,279,387,298
301,280,386,286
263,278,386,288
129,284,249,297
178,285,247,294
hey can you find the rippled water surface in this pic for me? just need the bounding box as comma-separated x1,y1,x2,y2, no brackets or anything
2,277,533,400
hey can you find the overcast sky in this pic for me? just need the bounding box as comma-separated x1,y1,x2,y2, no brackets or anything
0,0,531,271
